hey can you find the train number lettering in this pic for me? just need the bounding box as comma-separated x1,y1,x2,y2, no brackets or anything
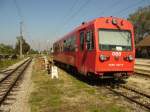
112,52,121,56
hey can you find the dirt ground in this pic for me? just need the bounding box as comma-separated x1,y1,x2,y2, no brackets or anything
3,57,149,112
8,60,33,112
29,57,149,112
127,75,150,95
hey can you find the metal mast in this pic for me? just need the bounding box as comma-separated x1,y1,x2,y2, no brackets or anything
20,21,23,58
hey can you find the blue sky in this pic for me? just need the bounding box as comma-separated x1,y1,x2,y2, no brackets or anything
0,0,150,50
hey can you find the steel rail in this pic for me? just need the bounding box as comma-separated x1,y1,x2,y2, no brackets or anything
134,72,150,78
120,84,150,98
106,85,150,110
0,58,30,83
0,58,32,106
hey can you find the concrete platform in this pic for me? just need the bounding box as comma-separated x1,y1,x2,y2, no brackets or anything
135,58,150,76
136,58,150,63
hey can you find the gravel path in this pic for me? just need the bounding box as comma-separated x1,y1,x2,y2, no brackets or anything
9,60,34,112
127,75,150,94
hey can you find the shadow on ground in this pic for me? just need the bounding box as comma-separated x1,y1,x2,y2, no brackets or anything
55,65,126,88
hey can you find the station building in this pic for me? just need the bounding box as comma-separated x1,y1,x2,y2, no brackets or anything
136,35,150,58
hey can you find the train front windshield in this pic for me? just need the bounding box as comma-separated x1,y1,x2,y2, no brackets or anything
98,29,132,51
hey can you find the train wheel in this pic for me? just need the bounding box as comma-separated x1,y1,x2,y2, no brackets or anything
69,66,76,75
87,72,96,85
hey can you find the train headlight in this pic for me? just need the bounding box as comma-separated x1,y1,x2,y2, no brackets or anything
100,55,109,62
112,19,117,25
124,55,134,61
128,55,133,61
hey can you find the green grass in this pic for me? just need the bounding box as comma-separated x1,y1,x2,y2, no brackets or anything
29,70,63,112
88,105,126,112
0,59,21,70
29,60,128,112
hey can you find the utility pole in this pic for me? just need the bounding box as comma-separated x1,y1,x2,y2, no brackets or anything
38,42,41,54
20,21,23,58
47,40,49,55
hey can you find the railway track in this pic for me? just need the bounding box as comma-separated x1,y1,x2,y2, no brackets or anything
134,72,150,78
56,63,150,111
107,84,150,110
0,58,32,107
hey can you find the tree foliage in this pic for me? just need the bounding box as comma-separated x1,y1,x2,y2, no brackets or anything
0,44,15,55
15,36,30,54
29,49,39,54
128,5,150,44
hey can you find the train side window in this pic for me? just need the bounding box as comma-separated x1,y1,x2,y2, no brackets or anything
70,35,76,51
80,31,84,51
63,36,76,52
86,31,94,50
63,40,67,52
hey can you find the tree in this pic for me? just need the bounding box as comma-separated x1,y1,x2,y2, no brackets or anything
15,37,30,55
29,49,39,54
128,5,150,44
0,43,15,55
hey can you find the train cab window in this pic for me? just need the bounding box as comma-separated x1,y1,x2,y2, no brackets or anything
80,31,84,51
98,29,132,51
86,31,94,50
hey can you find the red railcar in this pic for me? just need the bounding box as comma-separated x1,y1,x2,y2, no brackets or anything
53,17,135,79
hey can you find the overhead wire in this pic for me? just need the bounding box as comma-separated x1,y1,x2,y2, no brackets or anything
81,0,122,23
55,0,124,39
108,0,146,48
53,0,128,40
116,0,144,17
62,0,91,26
54,0,91,38
13,0,23,21
13,0,146,48
13,0,34,49
97,0,121,16
61,0,80,25
53,0,79,38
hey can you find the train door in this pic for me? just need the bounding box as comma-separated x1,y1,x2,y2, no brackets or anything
77,29,86,74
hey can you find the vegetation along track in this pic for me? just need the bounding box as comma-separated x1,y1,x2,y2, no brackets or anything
0,58,32,107
106,83,150,110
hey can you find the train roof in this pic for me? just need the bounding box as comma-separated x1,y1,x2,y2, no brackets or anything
53,16,131,44
54,19,95,44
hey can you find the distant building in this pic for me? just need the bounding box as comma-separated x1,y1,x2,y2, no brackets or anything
136,35,150,58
